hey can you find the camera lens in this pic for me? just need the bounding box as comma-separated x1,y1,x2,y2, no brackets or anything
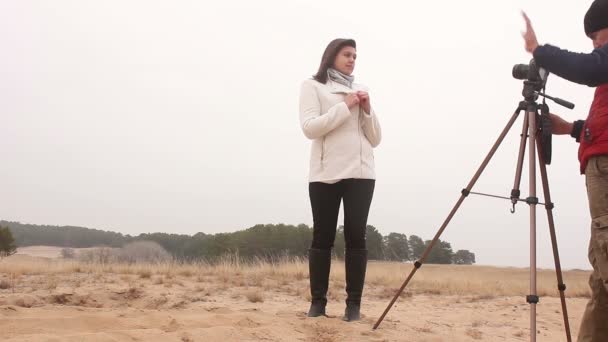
512,64,530,80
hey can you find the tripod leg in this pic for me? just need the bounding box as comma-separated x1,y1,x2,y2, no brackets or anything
526,108,539,342
536,139,573,342
373,107,524,330
511,113,529,207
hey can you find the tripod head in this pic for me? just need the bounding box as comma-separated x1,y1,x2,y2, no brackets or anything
514,60,575,165
514,59,575,109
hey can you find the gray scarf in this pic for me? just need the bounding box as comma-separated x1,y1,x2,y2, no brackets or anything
327,68,354,88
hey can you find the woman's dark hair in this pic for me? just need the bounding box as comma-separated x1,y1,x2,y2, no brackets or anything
313,38,356,84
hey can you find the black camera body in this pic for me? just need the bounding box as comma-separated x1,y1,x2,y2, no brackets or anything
512,59,549,91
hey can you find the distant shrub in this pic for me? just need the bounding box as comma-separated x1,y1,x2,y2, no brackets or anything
78,247,115,264
61,248,76,259
115,241,172,264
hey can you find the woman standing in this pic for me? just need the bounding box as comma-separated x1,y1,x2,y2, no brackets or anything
299,38,382,321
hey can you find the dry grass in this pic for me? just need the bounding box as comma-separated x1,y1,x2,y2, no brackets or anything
138,270,152,279
0,255,591,298
375,287,413,300
125,286,143,300
178,269,194,277
245,289,264,303
46,279,58,291
366,262,591,298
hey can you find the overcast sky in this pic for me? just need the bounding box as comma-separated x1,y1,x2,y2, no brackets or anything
0,1,599,269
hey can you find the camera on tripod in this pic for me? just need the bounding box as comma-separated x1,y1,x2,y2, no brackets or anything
375,56,577,339
511,58,555,164
512,59,549,90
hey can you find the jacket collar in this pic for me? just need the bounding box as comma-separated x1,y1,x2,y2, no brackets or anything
327,79,367,94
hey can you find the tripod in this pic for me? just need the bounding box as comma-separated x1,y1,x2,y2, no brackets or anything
373,79,575,342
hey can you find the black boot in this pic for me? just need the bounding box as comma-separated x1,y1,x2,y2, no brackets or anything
307,248,332,317
343,248,367,322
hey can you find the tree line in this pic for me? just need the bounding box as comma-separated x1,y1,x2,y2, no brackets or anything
0,221,475,264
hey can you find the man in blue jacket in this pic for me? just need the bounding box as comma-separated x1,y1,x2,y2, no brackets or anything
522,1,608,340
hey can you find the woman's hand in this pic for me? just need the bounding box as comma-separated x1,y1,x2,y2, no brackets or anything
521,11,539,54
345,93,360,109
356,91,371,114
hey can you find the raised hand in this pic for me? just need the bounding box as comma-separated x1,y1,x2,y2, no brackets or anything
521,11,539,54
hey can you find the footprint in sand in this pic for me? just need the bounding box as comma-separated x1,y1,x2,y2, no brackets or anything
275,310,305,318
236,317,262,328
206,306,232,314
162,318,181,332
276,310,339,319
361,329,387,341
1,306,18,314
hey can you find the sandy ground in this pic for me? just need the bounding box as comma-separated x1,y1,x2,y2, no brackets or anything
0,249,589,341
0,288,586,341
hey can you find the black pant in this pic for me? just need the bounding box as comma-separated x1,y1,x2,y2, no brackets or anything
309,179,375,250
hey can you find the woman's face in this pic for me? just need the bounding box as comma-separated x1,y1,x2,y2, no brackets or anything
333,46,357,75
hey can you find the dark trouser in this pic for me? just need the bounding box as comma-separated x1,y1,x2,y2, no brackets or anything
309,179,375,250
578,156,608,342
307,179,374,317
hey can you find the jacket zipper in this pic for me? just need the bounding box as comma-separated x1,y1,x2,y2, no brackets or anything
321,137,325,169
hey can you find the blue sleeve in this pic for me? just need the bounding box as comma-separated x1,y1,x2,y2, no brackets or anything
533,44,608,87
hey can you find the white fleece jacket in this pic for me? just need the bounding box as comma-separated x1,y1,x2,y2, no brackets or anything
299,78,382,183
